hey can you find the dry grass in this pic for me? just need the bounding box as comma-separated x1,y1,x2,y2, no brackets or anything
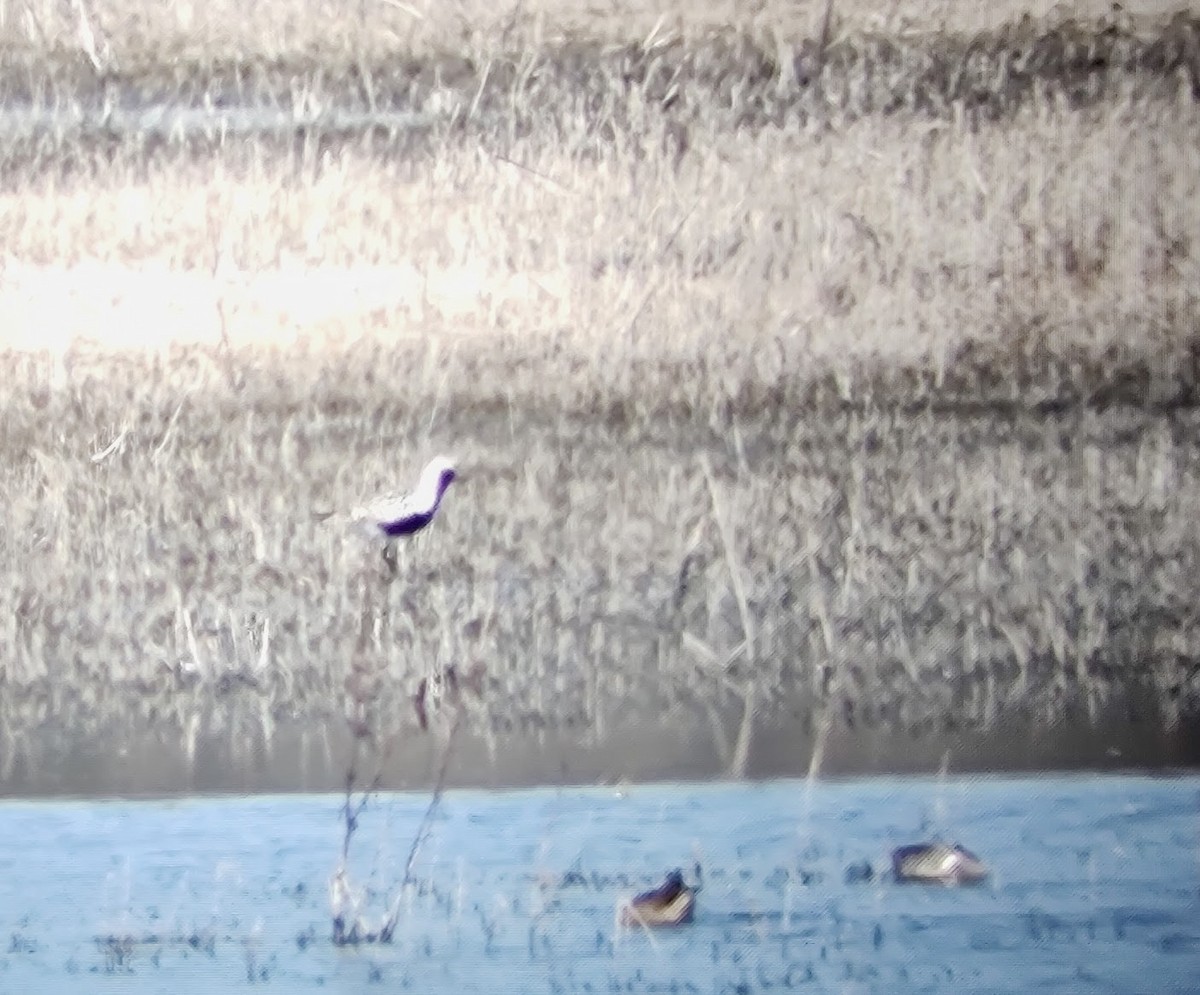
1,12,1199,787
2,4,1197,147
3,0,1194,70
2,75,1197,389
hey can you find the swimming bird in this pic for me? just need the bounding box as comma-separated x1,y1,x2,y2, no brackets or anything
891,842,988,885
618,867,699,928
352,455,458,575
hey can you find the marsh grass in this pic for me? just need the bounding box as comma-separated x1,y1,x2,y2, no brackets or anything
1,7,1197,167
1,10,1199,787
2,0,1194,71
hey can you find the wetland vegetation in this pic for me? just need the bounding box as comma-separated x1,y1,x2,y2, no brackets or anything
1,0,1199,792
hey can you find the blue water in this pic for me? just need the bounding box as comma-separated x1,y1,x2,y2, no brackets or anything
0,775,1196,993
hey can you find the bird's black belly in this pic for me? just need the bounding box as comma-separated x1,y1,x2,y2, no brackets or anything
382,511,433,537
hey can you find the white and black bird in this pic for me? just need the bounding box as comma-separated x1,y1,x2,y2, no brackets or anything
352,455,458,575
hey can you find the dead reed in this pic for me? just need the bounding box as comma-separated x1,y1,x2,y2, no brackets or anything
2,6,1197,168
2,0,1194,72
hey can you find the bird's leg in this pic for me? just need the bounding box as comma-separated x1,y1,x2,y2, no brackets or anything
382,542,398,580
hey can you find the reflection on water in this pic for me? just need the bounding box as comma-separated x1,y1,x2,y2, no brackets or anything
3,703,1198,798
0,775,1196,992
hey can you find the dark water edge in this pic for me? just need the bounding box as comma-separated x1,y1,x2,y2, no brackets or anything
4,708,1198,799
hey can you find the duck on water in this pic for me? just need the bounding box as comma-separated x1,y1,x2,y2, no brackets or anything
352,455,457,575
618,867,701,928
891,843,989,885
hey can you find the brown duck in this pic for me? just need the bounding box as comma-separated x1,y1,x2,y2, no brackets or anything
619,869,697,927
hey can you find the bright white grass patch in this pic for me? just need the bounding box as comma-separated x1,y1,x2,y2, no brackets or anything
0,261,568,354
0,80,1195,370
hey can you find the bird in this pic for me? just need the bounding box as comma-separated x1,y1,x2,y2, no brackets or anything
351,455,458,575
617,866,700,928
891,842,988,885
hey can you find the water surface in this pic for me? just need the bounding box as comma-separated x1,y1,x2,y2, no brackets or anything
1,775,1196,992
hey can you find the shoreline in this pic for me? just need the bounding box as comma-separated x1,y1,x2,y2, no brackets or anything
4,708,1198,799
